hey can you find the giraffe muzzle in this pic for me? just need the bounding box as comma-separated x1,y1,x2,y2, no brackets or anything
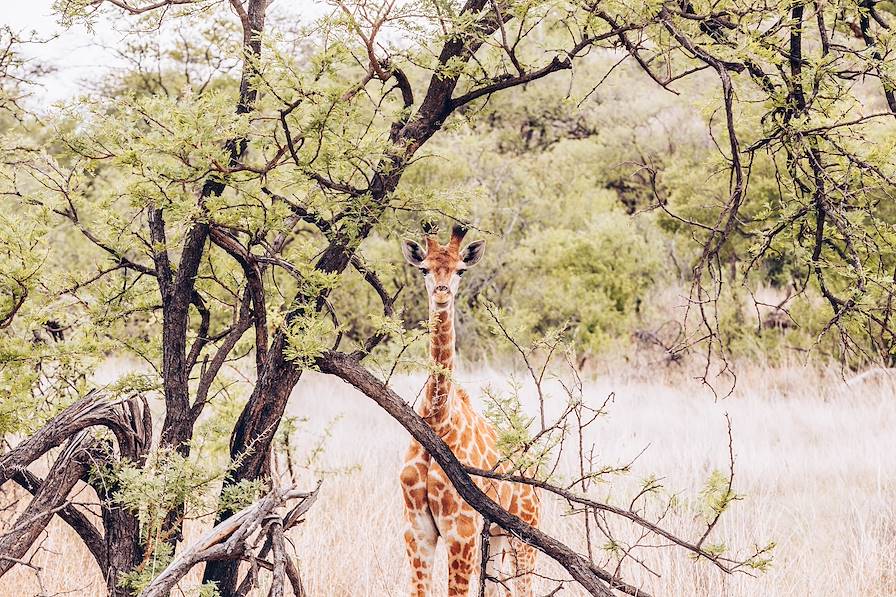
432,286,452,307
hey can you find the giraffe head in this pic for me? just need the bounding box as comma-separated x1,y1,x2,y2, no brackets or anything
402,224,486,312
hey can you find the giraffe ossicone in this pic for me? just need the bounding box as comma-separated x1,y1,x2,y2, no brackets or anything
399,224,540,597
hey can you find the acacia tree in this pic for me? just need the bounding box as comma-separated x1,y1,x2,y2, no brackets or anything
2,1,895,596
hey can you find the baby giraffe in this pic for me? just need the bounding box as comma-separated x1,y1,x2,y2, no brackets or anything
399,224,540,597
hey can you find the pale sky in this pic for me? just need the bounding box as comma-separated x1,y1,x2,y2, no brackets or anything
1,0,322,108
3,0,123,106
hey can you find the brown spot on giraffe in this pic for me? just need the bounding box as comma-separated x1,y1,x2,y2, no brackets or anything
441,492,457,516
399,225,541,596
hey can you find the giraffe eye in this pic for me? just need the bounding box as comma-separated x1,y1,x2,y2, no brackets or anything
456,269,465,277
420,268,429,276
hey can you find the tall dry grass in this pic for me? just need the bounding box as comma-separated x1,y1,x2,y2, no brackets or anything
2,363,895,596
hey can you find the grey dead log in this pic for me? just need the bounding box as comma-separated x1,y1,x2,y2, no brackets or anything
268,517,286,597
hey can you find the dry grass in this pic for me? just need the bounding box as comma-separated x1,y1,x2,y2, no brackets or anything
2,363,895,597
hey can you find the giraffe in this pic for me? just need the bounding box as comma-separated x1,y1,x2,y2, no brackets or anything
399,224,540,597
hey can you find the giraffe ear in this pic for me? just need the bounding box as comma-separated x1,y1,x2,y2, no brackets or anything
401,239,426,267
460,240,485,267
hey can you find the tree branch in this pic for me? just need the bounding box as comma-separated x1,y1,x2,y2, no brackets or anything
10,469,108,572
316,350,648,597
0,434,98,578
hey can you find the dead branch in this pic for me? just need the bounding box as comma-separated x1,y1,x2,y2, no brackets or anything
138,484,319,597
0,434,98,577
11,469,107,572
0,391,148,486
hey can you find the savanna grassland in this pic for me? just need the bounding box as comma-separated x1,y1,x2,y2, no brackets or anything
3,364,894,597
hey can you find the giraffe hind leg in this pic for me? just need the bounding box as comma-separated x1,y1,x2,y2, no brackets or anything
511,538,537,597
484,532,513,597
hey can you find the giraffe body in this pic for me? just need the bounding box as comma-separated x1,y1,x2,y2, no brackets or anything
400,226,540,597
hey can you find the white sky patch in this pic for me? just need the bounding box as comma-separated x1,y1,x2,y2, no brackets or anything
2,0,324,110
2,0,124,108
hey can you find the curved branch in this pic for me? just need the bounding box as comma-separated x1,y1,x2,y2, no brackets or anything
349,255,402,359
450,56,572,109
0,392,147,486
0,284,26,329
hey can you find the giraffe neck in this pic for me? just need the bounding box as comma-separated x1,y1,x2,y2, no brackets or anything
424,306,455,431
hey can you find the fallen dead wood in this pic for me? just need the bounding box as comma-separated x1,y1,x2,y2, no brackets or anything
138,483,319,597
0,390,151,595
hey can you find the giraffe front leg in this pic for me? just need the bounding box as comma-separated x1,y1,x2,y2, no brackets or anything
403,519,437,597
441,510,482,597
484,532,513,597
401,455,438,597
446,535,477,597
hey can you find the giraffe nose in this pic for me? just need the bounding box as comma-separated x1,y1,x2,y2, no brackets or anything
434,285,450,293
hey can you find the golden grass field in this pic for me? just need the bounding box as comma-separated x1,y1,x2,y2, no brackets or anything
3,363,895,597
